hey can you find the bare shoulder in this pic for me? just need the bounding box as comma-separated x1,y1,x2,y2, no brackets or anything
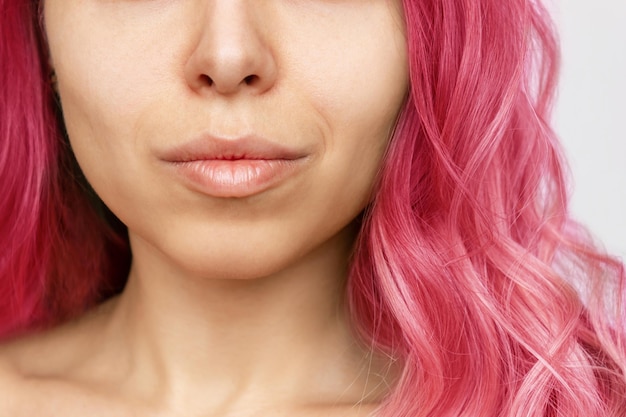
0,332,69,417
298,404,382,417
0,348,25,416
0,301,125,416
0,327,83,416
0,303,110,377
0,349,131,417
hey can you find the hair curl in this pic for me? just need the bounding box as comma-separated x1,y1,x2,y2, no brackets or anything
1,0,625,415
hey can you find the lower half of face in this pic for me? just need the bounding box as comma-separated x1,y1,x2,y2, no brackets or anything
44,0,408,279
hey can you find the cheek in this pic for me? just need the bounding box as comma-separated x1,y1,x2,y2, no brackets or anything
48,30,182,208
286,25,407,204
46,2,186,147
281,7,408,149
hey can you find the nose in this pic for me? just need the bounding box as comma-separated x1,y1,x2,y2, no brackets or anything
184,1,278,96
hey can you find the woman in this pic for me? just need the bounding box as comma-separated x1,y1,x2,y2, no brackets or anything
0,0,624,416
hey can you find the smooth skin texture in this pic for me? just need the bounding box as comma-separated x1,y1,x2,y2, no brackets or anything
0,0,408,415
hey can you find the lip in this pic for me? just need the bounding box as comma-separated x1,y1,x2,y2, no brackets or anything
160,135,309,198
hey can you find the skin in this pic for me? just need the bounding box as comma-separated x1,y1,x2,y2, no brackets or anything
0,0,408,415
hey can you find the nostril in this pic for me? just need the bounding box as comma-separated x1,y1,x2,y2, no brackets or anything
197,74,260,90
200,74,214,86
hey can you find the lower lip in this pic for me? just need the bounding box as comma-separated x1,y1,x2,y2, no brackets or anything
169,159,304,198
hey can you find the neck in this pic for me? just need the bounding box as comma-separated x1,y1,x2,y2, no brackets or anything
99,225,393,412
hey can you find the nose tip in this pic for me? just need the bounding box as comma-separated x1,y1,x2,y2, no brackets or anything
193,50,277,95
184,3,277,96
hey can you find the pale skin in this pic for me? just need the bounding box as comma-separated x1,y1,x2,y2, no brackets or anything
0,0,408,415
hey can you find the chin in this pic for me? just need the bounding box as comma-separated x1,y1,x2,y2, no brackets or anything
142,233,311,282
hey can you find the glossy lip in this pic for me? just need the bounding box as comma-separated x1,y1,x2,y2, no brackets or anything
160,135,310,198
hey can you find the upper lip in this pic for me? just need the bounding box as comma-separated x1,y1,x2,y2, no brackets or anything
160,134,307,162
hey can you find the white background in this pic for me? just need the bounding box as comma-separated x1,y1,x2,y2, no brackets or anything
551,1,626,259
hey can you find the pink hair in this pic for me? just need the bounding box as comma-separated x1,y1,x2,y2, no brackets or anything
349,0,626,415
1,0,624,415
0,0,129,337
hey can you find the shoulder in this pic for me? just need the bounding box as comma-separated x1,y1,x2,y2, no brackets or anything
0,329,67,415
0,302,120,416
0,324,86,379
0,348,23,416
0,298,118,377
0,334,66,417
0,333,133,417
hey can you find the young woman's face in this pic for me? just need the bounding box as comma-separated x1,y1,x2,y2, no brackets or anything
44,0,408,279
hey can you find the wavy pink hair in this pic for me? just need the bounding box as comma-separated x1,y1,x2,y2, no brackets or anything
1,0,625,415
0,0,129,336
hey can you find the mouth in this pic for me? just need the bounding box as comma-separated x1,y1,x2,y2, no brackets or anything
160,135,310,198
